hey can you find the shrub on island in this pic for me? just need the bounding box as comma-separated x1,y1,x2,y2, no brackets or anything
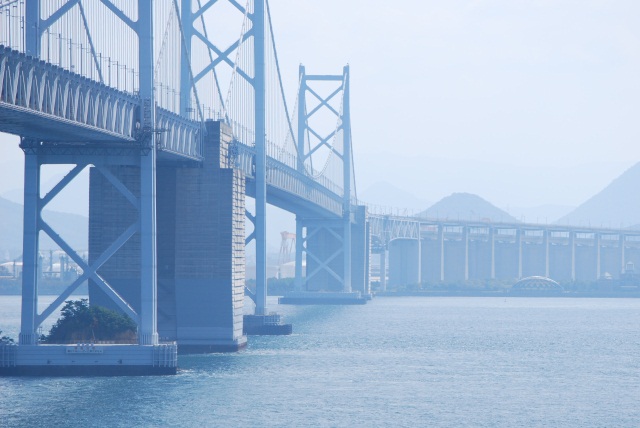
42,299,137,344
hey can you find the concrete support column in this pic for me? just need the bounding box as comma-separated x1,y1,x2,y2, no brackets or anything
90,121,246,351
19,143,40,345
170,121,246,350
544,230,550,277
364,220,371,295
620,234,626,275
490,228,495,280
463,227,469,281
417,238,422,285
350,206,370,294
517,229,523,279
388,239,421,287
570,231,576,282
342,215,352,293
596,234,601,280
439,226,445,281
380,249,387,291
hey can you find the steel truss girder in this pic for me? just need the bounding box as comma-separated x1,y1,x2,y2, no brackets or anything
1,47,204,160
19,140,149,156
235,141,343,217
155,107,203,160
369,214,421,247
0,46,137,142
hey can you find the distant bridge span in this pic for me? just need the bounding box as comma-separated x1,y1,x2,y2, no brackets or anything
370,214,640,288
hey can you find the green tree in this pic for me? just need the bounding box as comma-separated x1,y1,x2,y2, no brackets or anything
0,330,14,344
43,299,137,344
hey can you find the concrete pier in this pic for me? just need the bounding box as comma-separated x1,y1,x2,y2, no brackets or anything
284,205,371,304
380,220,640,287
388,239,420,287
89,121,247,353
0,344,176,376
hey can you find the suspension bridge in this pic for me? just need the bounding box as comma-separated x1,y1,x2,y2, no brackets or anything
2,1,631,376
0,0,371,375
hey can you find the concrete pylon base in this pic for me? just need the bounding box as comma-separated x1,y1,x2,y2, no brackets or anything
243,314,292,335
0,344,177,376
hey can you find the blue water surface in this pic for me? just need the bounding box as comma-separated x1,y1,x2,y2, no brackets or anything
1,296,639,427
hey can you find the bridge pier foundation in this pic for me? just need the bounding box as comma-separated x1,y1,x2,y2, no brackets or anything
3,142,177,376
280,206,370,304
89,120,247,353
388,239,421,288
379,249,387,291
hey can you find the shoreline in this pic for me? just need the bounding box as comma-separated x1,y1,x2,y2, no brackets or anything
375,290,640,298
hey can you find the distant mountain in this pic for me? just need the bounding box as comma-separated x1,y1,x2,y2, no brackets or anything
1,168,90,217
419,192,519,223
0,196,88,260
360,181,431,214
557,162,640,228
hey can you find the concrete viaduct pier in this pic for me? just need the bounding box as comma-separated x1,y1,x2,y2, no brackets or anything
277,66,371,305
372,217,640,287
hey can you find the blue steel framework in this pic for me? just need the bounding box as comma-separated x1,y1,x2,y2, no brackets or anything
294,66,354,293
177,0,269,315
14,0,164,347
1,0,364,363
176,1,360,308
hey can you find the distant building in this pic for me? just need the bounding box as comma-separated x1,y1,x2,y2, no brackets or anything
0,261,21,278
511,276,564,294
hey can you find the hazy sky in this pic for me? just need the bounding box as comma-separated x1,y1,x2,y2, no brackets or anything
1,0,639,210
269,0,640,207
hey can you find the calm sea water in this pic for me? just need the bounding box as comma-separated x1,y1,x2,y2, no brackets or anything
1,295,639,427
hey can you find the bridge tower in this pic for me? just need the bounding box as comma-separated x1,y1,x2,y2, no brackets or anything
253,0,269,317
88,1,248,351
2,0,177,375
285,65,371,303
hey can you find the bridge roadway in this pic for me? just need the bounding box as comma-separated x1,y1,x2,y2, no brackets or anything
370,214,640,287
0,45,344,218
